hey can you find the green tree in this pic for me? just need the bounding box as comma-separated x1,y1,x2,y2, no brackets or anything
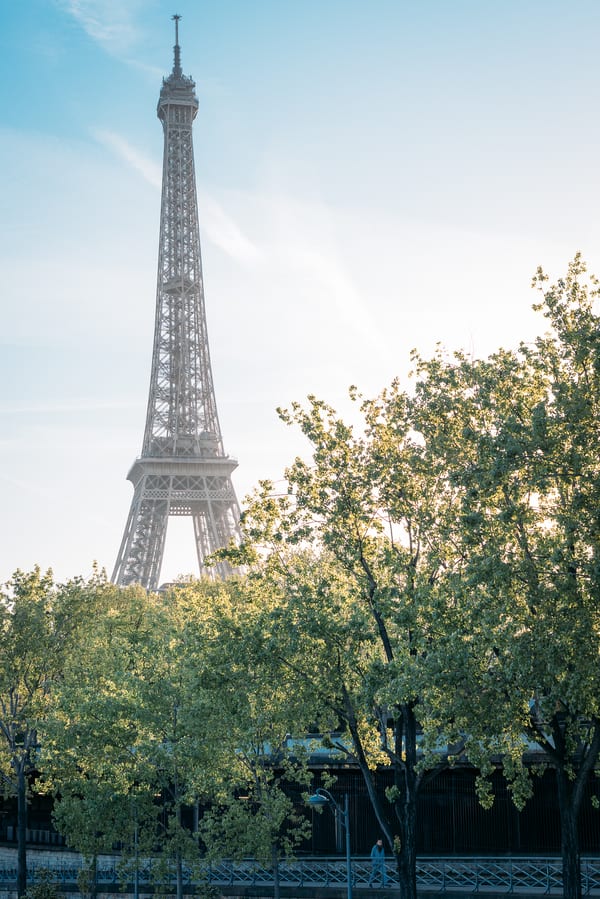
50,577,304,897
184,576,314,899
0,567,94,897
411,255,600,899
48,581,221,899
23,868,63,899
229,388,473,899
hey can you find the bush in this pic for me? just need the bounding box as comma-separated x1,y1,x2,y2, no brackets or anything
24,869,63,899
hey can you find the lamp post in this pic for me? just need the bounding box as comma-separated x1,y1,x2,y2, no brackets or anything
308,789,352,899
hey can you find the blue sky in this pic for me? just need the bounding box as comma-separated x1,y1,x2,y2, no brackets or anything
2,0,600,584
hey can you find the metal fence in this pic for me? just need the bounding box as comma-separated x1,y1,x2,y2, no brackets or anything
2,855,600,894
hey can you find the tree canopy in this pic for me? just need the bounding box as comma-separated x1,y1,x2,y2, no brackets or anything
222,255,600,899
409,255,600,899
5,257,600,899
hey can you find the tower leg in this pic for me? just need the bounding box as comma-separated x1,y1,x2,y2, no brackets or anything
113,493,169,591
192,501,240,581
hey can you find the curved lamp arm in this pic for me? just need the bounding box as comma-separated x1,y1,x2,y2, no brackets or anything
307,789,353,899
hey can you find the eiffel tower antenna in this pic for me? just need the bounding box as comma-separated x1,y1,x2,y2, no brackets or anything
112,17,241,591
172,13,182,77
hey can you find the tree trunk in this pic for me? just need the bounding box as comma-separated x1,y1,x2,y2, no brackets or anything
396,803,417,899
395,705,418,899
342,684,421,899
90,854,98,899
271,844,281,899
176,852,183,899
556,766,582,899
133,815,139,899
16,765,27,898
395,836,416,899
175,799,183,899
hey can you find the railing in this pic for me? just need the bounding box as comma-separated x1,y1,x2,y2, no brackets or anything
2,855,600,894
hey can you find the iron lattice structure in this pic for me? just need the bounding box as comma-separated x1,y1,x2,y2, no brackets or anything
113,19,241,591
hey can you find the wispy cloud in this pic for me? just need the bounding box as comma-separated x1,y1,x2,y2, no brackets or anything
127,58,164,81
90,130,261,266
58,0,148,55
258,191,394,366
93,129,162,187
286,241,390,364
199,193,262,265
59,3,262,272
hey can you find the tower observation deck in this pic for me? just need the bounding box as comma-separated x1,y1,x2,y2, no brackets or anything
112,16,241,591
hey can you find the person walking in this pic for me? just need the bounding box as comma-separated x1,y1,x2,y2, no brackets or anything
368,838,387,887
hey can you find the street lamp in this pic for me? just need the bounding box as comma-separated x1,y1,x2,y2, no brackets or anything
308,788,352,899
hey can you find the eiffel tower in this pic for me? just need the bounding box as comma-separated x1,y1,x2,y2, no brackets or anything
113,16,241,591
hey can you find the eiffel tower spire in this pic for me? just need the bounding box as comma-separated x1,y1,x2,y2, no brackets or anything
172,13,182,77
112,17,241,591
